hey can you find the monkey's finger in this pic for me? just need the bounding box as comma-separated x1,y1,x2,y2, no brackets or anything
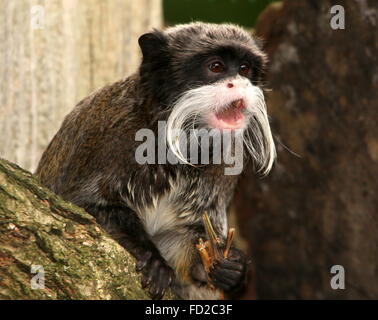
215,258,245,272
141,273,152,289
150,282,164,300
227,247,246,263
136,258,149,272
142,260,158,289
152,263,175,300
210,267,241,284
209,267,243,292
166,271,174,287
136,260,146,272
151,290,164,300
149,281,166,300
211,278,232,292
135,251,152,272
210,262,240,281
142,257,160,288
149,281,162,299
210,272,235,287
163,266,175,288
152,274,169,300
148,260,164,299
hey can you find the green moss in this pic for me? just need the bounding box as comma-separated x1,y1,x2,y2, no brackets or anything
0,158,154,300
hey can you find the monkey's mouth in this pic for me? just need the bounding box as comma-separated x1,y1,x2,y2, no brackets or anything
207,99,246,130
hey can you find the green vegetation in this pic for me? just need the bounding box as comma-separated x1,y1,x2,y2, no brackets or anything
163,0,279,28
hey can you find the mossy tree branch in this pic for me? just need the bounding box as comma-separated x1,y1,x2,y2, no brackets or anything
0,158,173,300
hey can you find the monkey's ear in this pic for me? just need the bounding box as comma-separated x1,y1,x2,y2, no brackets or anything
138,31,168,61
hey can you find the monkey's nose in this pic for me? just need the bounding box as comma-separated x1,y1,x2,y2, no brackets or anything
231,99,245,109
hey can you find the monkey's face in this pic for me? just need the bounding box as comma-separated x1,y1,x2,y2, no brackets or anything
139,23,276,174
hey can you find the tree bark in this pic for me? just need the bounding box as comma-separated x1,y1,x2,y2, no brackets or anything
235,0,378,299
0,0,162,172
0,158,173,299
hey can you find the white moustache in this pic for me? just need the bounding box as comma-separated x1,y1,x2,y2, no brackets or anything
166,75,276,175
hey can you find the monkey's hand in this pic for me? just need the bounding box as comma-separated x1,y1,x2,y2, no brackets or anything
136,250,175,300
208,247,247,293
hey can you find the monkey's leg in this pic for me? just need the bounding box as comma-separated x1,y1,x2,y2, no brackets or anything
89,205,175,300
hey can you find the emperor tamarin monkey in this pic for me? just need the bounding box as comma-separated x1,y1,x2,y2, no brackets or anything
35,22,276,299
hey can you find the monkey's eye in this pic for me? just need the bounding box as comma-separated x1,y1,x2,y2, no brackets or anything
239,63,251,77
209,61,225,73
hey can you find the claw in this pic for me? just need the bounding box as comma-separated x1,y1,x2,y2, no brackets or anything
136,251,152,272
141,275,152,289
138,253,174,300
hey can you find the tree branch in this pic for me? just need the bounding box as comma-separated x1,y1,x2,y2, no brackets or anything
0,158,173,299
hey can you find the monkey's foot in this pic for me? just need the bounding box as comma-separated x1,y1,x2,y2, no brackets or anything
136,251,175,300
208,247,247,293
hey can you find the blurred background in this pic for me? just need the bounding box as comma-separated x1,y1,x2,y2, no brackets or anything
0,0,377,299
164,0,277,27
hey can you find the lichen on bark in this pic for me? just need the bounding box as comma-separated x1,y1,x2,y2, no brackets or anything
0,158,173,300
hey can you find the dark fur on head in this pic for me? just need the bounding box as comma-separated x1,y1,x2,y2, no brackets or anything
35,22,274,300
139,22,267,113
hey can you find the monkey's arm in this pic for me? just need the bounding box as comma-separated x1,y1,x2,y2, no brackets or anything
88,204,174,300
